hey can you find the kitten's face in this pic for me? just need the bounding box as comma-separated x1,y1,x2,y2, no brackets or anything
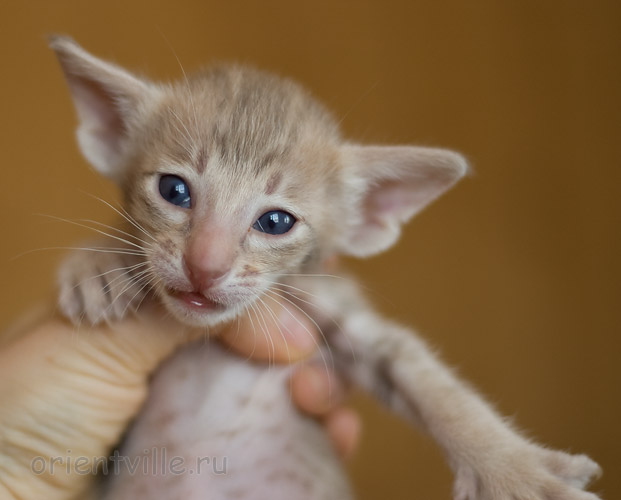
51,36,466,327
121,68,345,326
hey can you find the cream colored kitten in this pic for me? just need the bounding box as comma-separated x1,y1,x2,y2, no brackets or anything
51,36,602,500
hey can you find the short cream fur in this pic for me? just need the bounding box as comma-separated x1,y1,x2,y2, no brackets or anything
52,36,601,500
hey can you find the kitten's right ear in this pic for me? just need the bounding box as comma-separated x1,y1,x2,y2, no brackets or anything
50,36,155,180
337,144,468,257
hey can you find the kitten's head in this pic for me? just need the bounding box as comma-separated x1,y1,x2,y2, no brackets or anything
51,36,467,327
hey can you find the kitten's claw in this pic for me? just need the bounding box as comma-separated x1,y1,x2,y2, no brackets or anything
453,442,602,500
58,247,148,325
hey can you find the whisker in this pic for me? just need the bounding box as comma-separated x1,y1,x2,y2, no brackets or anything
100,264,151,297
234,315,241,344
167,108,198,154
78,190,157,243
168,106,198,148
132,276,161,314
255,294,292,366
272,281,323,300
172,133,197,159
11,246,147,261
255,296,296,402
277,272,372,293
242,304,259,362
278,273,351,281
66,261,148,296
156,29,201,143
104,268,152,315
270,284,357,365
108,272,156,321
120,272,159,319
249,301,274,367
254,295,285,368
111,202,158,243
37,214,146,251
76,218,152,248
262,289,334,391
167,111,193,146
336,79,380,127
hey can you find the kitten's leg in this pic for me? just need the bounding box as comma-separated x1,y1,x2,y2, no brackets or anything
339,312,601,500
289,277,602,500
58,240,149,325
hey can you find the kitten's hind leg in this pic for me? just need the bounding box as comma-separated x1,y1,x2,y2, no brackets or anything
58,240,150,325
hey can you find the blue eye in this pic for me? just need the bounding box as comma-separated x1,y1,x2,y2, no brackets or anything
159,175,191,208
253,210,296,235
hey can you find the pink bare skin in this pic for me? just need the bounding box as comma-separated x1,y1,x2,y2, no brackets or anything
0,301,359,500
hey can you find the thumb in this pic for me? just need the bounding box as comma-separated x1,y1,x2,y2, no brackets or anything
218,297,319,364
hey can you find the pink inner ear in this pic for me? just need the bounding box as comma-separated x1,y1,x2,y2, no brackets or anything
51,37,152,177
367,180,426,223
339,144,466,257
72,78,126,150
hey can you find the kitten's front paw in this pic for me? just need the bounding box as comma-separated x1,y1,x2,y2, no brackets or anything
453,442,602,500
58,248,149,325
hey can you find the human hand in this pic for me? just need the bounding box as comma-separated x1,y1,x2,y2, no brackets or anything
0,301,359,500
220,300,361,460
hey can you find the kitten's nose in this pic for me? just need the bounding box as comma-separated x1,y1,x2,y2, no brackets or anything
184,260,229,291
184,224,235,291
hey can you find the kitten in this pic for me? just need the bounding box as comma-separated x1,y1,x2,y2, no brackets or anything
51,36,602,500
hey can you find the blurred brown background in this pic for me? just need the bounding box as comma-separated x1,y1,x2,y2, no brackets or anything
0,0,619,498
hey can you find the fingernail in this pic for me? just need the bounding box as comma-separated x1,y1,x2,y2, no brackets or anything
278,305,317,352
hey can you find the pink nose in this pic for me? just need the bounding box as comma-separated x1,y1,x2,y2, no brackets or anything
183,256,230,291
183,224,235,291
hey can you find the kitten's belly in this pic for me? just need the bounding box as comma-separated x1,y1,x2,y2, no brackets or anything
104,341,352,500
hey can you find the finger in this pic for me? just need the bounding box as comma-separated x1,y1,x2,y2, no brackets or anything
324,407,362,460
289,364,345,416
0,306,188,500
219,299,318,364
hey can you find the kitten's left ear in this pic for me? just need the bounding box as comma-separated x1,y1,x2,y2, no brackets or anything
50,36,156,180
339,144,468,257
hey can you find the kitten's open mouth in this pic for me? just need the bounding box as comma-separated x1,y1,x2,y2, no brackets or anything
166,288,226,312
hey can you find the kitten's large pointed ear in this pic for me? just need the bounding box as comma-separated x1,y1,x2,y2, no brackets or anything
50,36,155,180
339,144,468,257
